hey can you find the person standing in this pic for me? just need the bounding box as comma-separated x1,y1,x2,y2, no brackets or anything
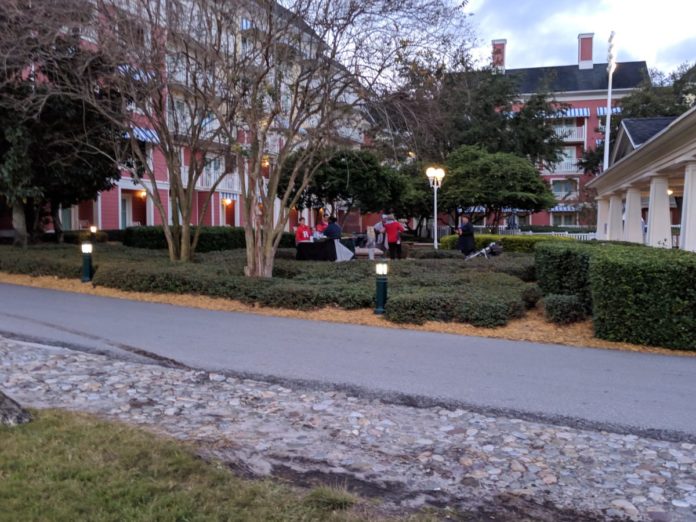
294,217,312,244
457,215,475,255
384,214,405,259
316,214,329,235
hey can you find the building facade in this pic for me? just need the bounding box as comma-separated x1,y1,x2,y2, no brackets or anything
495,33,648,227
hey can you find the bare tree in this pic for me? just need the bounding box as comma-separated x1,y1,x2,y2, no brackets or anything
4,0,473,273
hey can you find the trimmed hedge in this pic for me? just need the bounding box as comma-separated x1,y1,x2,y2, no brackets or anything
535,241,595,313
536,241,696,349
590,247,696,350
520,225,596,234
384,272,530,327
544,294,586,324
123,226,295,252
441,233,573,253
0,244,82,278
0,243,537,328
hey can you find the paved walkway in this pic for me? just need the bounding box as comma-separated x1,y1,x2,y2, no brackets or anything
1,283,696,439
3,337,696,521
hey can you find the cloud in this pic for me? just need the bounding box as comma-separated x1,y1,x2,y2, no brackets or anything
466,0,696,73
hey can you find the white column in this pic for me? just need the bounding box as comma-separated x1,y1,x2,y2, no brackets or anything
623,187,643,243
607,194,623,241
596,198,609,240
680,163,696,252
647,175,672,248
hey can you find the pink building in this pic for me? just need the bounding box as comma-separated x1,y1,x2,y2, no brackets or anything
494,33,648,227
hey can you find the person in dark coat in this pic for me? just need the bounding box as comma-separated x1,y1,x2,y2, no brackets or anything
456,216,475,255
324,216,342,239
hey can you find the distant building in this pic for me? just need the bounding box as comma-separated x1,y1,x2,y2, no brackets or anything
494,34,649,227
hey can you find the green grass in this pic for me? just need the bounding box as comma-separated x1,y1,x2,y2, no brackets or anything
0,409,388,522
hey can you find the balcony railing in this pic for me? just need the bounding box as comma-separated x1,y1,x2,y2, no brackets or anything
554,125,585,142
543,160,583,174
197,172,241,192
552,191,579,200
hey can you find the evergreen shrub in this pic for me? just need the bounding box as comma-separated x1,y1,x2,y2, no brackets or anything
543,294,586,324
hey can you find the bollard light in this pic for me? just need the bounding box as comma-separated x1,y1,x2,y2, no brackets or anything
81,242,94,283
374,262,388,314
89,225,97,243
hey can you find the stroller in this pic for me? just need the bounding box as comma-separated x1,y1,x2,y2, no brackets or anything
465,242,503,260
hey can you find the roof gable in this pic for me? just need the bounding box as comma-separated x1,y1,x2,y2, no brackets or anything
506,61,649,94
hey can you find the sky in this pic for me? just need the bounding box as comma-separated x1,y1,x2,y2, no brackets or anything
464,0,696,75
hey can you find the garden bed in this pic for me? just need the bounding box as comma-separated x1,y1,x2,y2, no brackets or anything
0,243,538,328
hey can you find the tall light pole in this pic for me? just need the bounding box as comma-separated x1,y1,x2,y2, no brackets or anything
603,31,617,172
426,167,446,249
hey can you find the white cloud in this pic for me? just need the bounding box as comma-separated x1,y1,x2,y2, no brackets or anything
466,0,696,73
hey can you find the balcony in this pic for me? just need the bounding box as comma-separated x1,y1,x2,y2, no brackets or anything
552,191,579,201
554,125,586,142
543,160,583,175
198,172,241,192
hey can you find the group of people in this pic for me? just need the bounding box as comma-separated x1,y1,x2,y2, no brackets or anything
295,212,476,258
294,215,342,244
369,214,406,260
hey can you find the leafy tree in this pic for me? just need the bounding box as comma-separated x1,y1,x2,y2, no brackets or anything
0,124,38,246
281,149,405,224
375,66,565,168
441,145,556,226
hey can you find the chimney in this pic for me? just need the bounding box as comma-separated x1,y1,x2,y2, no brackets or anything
492,39,507,72
578,33,594,69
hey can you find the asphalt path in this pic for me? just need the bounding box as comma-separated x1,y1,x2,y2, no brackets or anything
1,282,695,440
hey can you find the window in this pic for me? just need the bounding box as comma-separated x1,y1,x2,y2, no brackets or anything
552,213,577,226
551,179,576,199
241,17,253,30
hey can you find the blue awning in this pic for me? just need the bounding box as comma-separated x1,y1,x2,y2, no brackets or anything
550,204,578,212
554,107,590,118
130,127,160,144
597,106,622,117
219,192,238,201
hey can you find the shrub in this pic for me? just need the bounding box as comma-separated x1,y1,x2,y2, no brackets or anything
409,248,463,259
543,294,586,324
535,241,595,313
123,226,295,252
520,225,596,234
521,284,543,309
0,244,82,278
441,233,573,253
590,247,696,350
384,272,528,327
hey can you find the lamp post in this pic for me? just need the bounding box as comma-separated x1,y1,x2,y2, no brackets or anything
89,225,97,243
374,262,388,315
81,242,94,283
425,167,446,249
603,31,617,172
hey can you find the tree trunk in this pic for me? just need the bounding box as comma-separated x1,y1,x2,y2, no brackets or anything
0,390,32,427
11,203,28,248
180,223,192,262
51,201,64,243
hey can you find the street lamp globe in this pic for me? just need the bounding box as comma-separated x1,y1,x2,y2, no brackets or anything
425,166,446,249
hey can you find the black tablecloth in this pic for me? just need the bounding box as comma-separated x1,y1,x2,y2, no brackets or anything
296,240,337,261
295,239,356,261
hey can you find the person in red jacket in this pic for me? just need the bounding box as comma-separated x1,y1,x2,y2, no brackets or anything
294,218,312,244
384,214,405,259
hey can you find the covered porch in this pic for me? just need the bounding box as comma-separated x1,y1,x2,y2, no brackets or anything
588,107,696,252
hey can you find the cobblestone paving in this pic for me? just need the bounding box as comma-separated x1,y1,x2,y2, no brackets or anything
2,337,696,521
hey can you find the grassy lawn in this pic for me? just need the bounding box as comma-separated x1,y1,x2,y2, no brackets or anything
0,243,539,327
0,409,412,522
